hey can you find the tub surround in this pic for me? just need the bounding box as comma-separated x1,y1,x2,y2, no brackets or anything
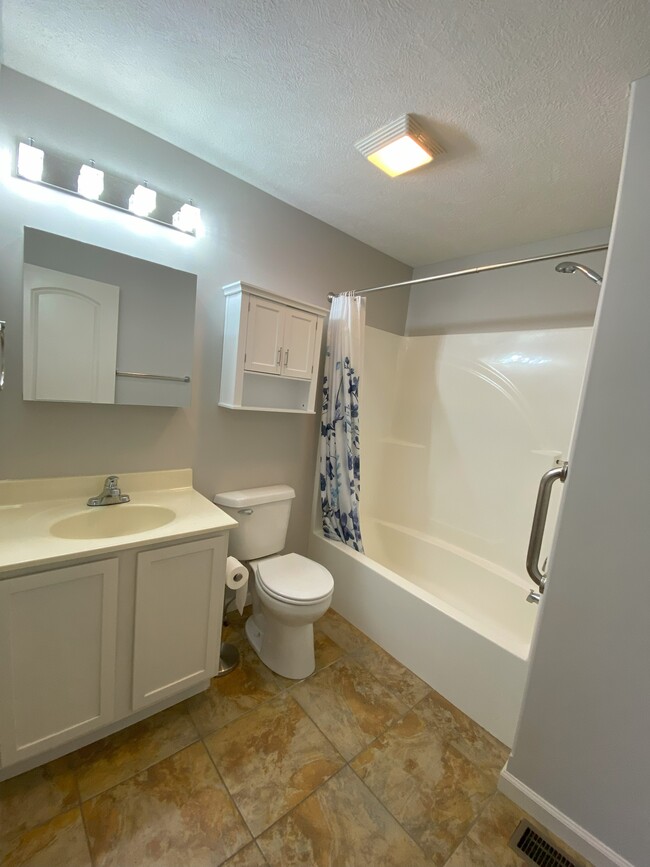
0,469,236,576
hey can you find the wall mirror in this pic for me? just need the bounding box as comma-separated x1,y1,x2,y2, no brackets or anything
23,228,197,407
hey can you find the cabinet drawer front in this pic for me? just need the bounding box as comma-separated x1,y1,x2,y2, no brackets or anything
244,297,284,375
132,536,226,711
0,559,118,766
282,309,317,379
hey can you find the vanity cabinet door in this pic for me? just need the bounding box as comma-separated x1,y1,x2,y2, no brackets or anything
132,536,226,711
0,559,119,766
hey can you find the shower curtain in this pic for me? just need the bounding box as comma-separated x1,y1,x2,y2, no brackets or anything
320,293,365,552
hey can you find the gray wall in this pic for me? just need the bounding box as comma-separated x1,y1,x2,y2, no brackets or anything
0,68,411,554
407,228,610,336
506,76,650,867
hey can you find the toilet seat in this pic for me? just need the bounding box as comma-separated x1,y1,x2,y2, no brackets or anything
256,553,334,605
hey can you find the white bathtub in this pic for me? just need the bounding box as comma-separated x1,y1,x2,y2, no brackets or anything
308,517,538,746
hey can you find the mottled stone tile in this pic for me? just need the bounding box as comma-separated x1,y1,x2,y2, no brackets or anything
258,766,429,867
205,693,344,836
72,702,198,801
315,609,374,653
82,742,251,867
0,808,91,867
0,757,77,841
291,657,407,760
351,710,493,864
445,793,593,867
415,691,510,782
188,639,281,736
221,841,268,867
353,642,430,707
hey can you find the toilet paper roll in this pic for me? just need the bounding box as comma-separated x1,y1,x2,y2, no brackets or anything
226,556,249,615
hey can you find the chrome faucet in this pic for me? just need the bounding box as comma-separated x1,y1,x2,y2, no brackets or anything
87,476,130,507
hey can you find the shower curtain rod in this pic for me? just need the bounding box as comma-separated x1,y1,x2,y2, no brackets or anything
327,244,608,301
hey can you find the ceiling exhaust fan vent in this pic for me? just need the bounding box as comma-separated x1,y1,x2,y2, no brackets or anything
509,820,579,867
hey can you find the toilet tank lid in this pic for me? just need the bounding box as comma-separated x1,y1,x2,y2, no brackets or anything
213,484,296,508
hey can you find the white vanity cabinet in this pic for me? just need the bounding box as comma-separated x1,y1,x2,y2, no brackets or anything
132,537,225,710
0,534,226,776
220,281,327,413
0,559,119,765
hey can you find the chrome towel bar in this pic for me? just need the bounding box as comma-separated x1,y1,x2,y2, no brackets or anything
116,370,190,383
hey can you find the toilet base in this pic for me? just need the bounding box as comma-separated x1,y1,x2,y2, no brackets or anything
245,612,316,680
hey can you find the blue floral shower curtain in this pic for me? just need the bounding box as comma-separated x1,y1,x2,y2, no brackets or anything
320,293,366,552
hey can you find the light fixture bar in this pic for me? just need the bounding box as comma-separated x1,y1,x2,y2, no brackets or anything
14,140,202,235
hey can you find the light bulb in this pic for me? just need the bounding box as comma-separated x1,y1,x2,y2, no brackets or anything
172,202,202,234
128,184,157,217
77,163,104,199
17,141,44,181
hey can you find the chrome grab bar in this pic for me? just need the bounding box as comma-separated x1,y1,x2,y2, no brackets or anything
526,461,568,601
0,321,5,390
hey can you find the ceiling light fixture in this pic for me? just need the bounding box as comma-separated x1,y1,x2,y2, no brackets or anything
172,202,202,234
129,183,157,217
355,115,444,177
77,161,104,199
17,139,45,181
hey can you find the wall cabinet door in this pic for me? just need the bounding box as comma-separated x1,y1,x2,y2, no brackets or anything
244,297,284,375
132,537,226,711
0,560,118,765
282,309,317,379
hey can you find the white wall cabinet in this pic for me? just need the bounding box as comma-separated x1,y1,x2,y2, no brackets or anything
132,537,225,710
0,534,226,775
0,559,119,765
220,281,326,413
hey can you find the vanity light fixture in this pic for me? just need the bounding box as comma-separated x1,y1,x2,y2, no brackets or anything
172,202,202,234
15,140,201,235
17,139,44,182
355,114,444,177
77,162,104,200
129,183,157,217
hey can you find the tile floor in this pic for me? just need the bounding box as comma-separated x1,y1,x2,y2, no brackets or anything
0,608,591,867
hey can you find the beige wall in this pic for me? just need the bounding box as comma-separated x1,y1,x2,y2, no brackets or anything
504,77,650,867
408,228,609,336
0,69,411,554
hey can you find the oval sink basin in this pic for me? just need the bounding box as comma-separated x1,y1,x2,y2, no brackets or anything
50,505,176,540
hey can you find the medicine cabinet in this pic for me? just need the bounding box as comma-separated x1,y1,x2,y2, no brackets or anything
22,229,197,407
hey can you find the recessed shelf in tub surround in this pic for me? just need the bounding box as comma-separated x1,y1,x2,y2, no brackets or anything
0,469,237,575
378,437,426,449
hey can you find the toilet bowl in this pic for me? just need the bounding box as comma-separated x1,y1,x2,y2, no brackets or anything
245,553,334,679
213,486,335,680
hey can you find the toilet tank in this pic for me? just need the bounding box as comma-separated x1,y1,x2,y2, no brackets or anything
213,485,295,561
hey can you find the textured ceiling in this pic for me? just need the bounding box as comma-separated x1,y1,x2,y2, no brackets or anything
3,0,650,265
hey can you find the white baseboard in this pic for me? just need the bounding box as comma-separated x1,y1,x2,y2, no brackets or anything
499,768,635,867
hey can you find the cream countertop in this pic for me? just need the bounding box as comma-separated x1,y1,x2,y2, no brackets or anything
0,469,237,576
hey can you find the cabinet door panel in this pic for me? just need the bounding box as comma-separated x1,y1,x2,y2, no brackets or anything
132,537,225,710
244,297,284,374
282,309,317,379
0,560,118,765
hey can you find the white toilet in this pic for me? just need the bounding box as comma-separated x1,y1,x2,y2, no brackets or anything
213,485,334,679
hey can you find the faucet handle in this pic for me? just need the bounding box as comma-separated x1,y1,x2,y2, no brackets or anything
104,475,119,490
